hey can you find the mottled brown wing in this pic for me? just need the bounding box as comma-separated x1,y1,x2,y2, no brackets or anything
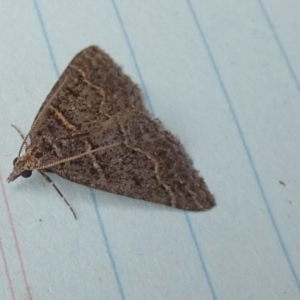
27,45,215,211
49,110,215,211
30,45,146,143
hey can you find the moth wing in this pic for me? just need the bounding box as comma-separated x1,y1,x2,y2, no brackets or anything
49,111,215,211
30,45,146,142
24,46,214,211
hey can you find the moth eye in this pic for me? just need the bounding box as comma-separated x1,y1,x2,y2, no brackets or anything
13,157,18,166
20,170,32,178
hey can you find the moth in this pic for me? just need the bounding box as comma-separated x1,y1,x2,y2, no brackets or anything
7,46,215,217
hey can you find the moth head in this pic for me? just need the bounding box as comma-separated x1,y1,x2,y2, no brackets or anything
7,150,38,183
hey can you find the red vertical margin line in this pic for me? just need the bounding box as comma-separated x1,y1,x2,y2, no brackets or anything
0,234,17,300
0,172,33,300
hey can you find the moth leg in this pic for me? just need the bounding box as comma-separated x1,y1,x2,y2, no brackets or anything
38,171,77,220
11,125,77,218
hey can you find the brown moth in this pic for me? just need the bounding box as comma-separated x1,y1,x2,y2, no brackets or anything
7,46,215,216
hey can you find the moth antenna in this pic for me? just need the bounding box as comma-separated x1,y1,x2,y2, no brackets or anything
11,123,77,219
11,125,28,148
17,76,69,157
39,171,77,219
36,142,122,170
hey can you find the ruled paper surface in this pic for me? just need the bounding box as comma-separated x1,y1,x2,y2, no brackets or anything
0,1,299,299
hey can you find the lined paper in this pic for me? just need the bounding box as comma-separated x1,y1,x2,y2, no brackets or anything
0,0,299,299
